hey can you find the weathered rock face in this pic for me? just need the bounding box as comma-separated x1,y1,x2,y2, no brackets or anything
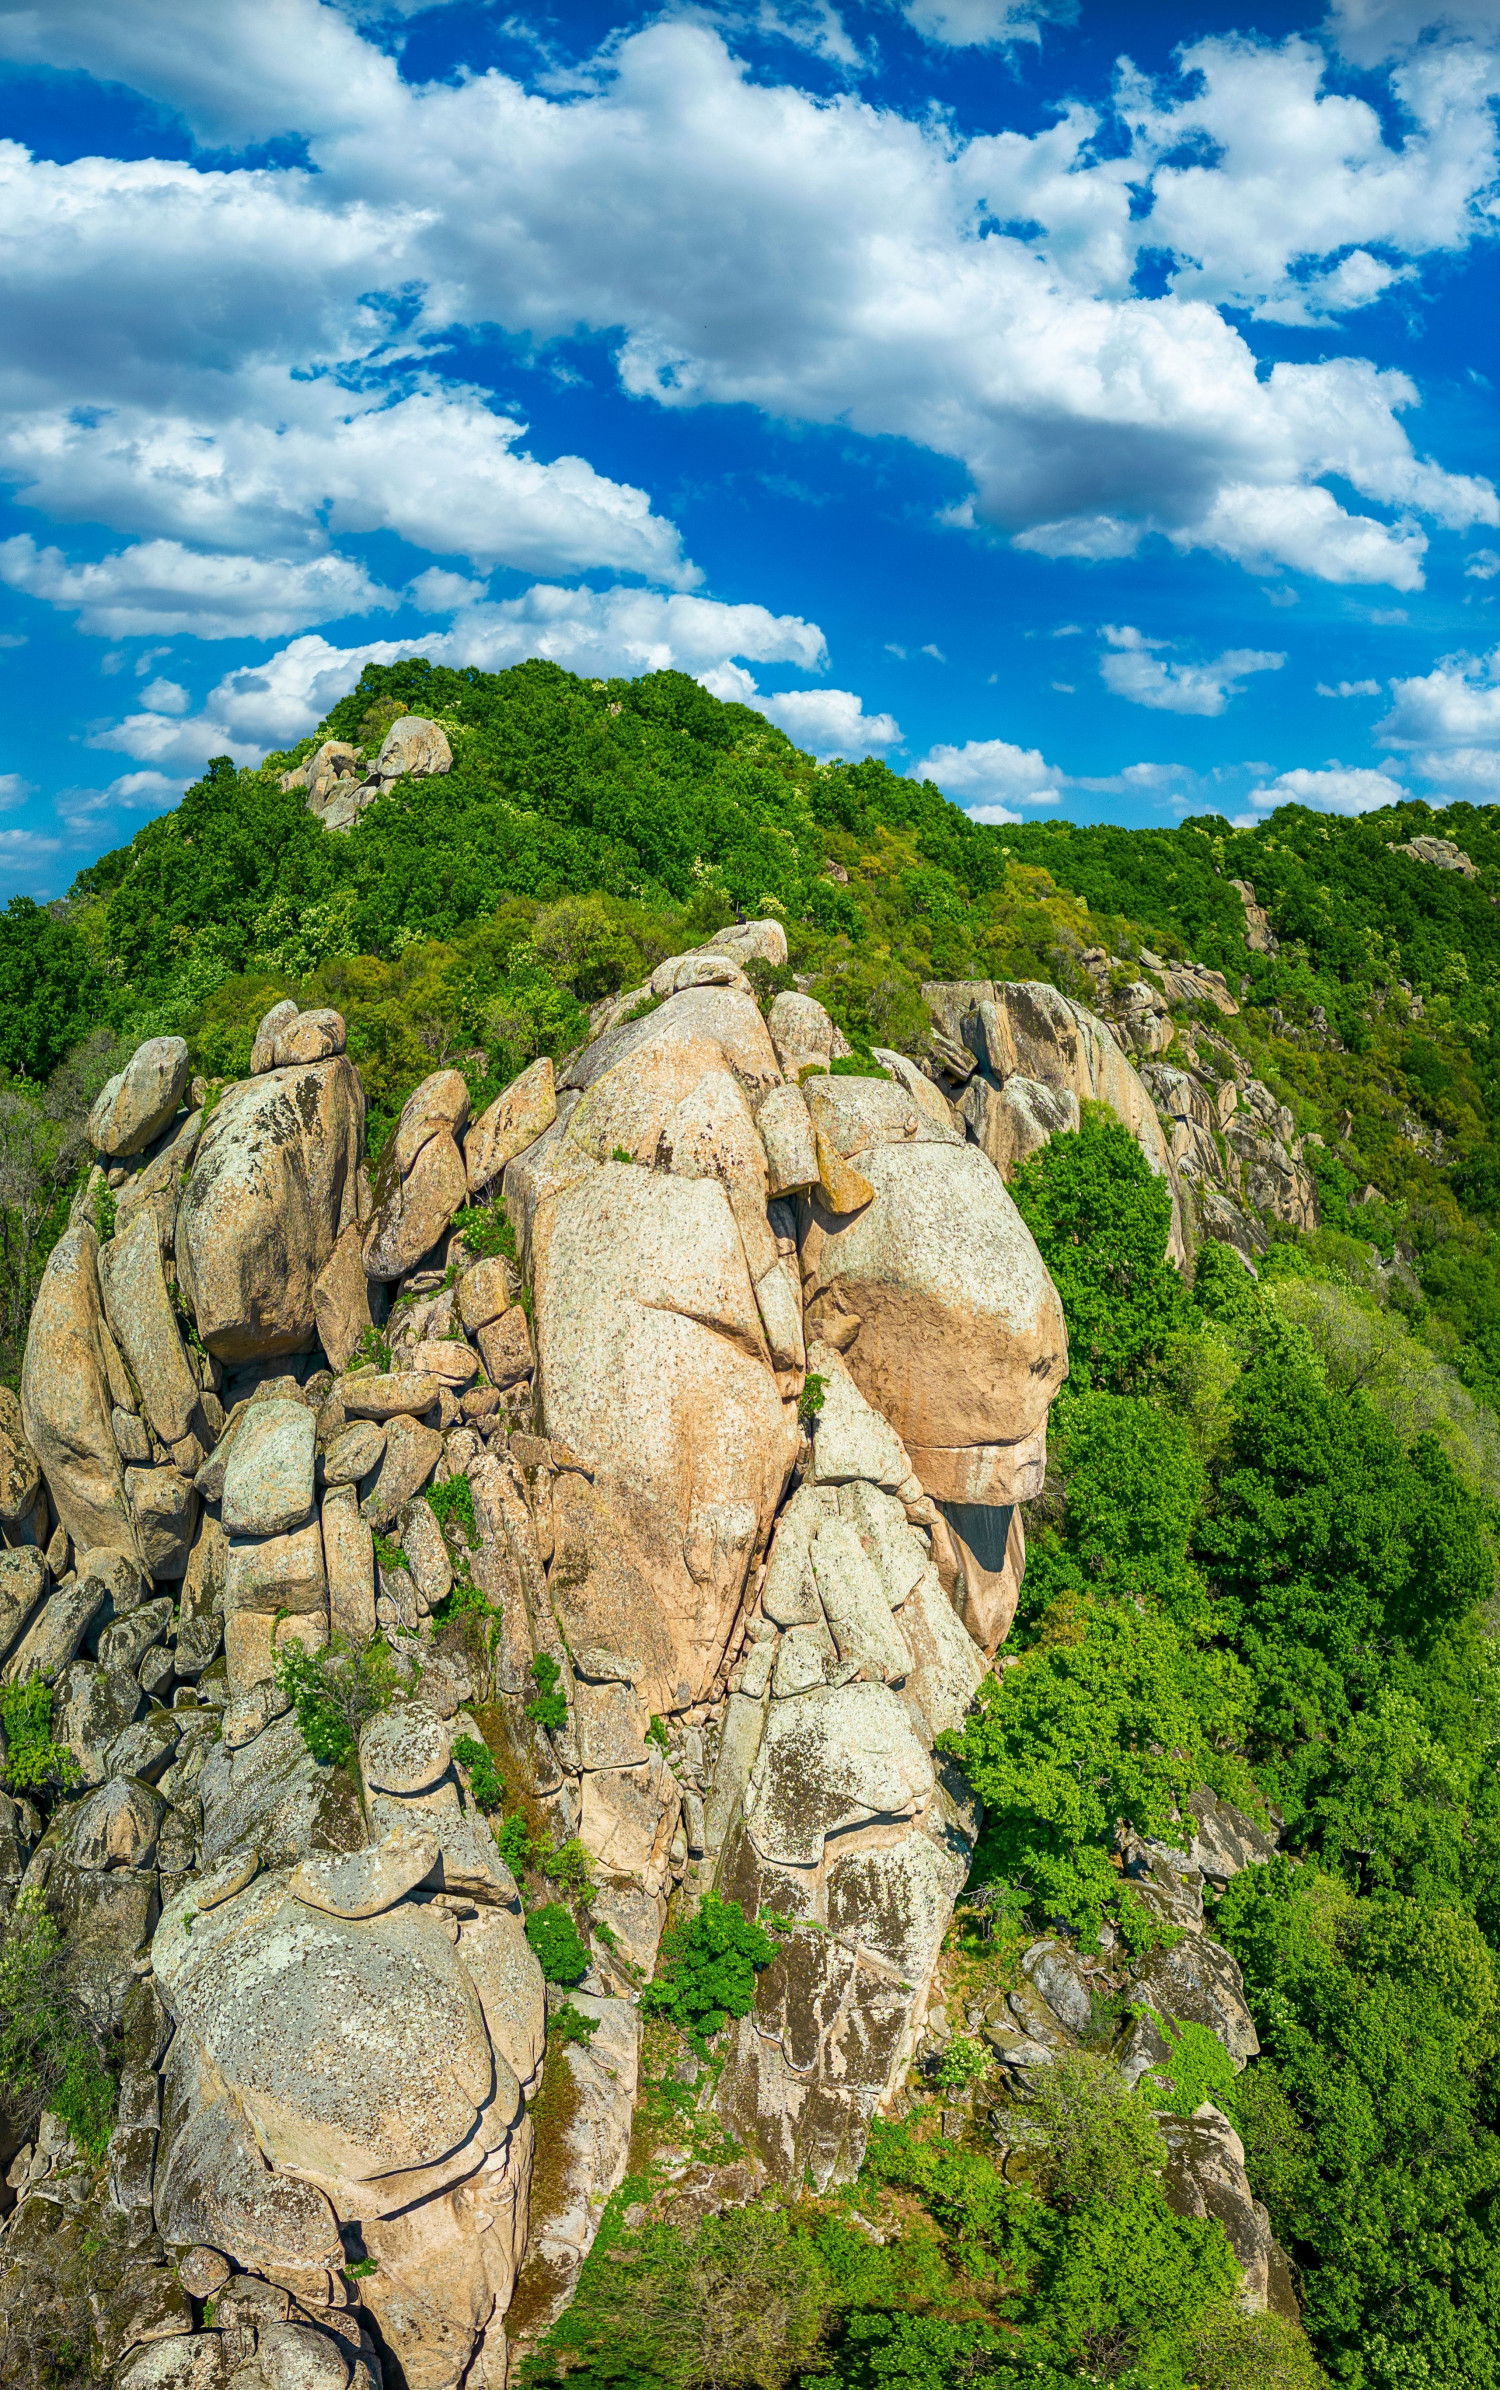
929,981,1188,1267
176,1059,365,1361
89,1038,192,1161
795,1075,1068,1510
21,1222,139,1561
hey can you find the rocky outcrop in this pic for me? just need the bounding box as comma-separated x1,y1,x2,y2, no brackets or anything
924,980,1188,1267
295,716,454,834
177,1059,365,1361
11,943,1266,2383
89,1040,191,1162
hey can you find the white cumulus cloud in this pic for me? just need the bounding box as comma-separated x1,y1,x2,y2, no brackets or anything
1100,626,1286,716
901,0,1067,46
0,771,34,808
89,584,831,771
0,535,395,638
0,16,1491,607
911,737,1065,807
1318,678,1382,695
753,687,901,757
1245,764,1408,815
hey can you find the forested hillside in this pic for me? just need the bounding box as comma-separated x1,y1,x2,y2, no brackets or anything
3,658,1500,2390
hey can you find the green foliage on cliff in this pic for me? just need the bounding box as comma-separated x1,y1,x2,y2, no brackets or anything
638,1895,783,2055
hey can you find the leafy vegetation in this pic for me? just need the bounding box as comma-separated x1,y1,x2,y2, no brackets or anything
525,1902,592,1985
7,653,1500,2384
0,1888,115,2157
1,1677,80,1806
638,1895,784,2057
274,1634,396,1769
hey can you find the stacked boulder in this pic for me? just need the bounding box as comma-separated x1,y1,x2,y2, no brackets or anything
281,715,454,835
1,929,1291,2386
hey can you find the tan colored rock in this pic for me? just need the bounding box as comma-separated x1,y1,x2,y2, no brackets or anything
958,983,1186,1266
804,1073,918,1156
660,1068,778,1281
311,1220,380,1374
323,1418,386,1484
409,1339,480,1388
225,1603,327,1695
705,917,789,969
360,1414,443,1528
464,1057,557,1195
814,1129,875,1215
3,1573,107,1684
801,1140,1067,1465
126,1464,198,1578
113,1105,202,1244
272,1008,346,1067
226,1516,327,1616
871,1049,964,1143
0,1545,48,1664
458,1255,517,1335
391,1069,471,1177
251,999,300,1073
566,984,782,1111
98,1209,203,1447
0,1386,41,1523
342,1372,441,1420
960,1072,1080,1178
21,1221,139,1561
364,1131,468,1281
88,1036,191,1159
766,991,849,1080
931,1500,1026,1653
534,1165,793,1714
756,1082,819,1195
176,1058,365,1363
321,1483,376,1642
373,713,453,785
477,1310,533,1389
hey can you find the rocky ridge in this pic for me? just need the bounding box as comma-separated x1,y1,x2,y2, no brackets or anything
0,876,1303,2385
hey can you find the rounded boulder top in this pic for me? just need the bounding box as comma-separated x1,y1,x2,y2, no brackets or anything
359,1700,451,1795
87,1036,191,1160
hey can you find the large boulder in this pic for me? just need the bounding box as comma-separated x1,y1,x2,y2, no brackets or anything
715,1681,977,2189
98,1210,203,1449
532,1162,794,1714
936,982,1187,1267
0,1385,41,1524
799,1125,1067,1496
88,1037,191,1161
21,1222,140,1561
363,1069,471,1281
175,1058,365,1362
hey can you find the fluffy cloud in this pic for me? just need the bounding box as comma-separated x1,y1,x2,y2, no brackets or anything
1244,764,1408,815
0,16,1492,604
90,584,830,770
901,0,1067,45
1374,645,1500,792
1376,644,1500,749
0,535,395,638
0,772,33,808
0,0,399,147
1329,0,1500,66
1119,34,1500,324
911,737,1065,807
753,687,901,756
696,662,901,757
1099,626,1286,716
1318,678,1382,695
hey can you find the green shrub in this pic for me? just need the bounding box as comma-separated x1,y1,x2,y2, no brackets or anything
549,2000,600,2049
426,1472,479,1549
0,1888,115,2157
1028,2047,1167,2210
495,1813,535,1876
275,1635,395,1769
1,1678,80,1797
797,1372,827,1422
452,1732,505,1812
522,2198,830,2390
640,1894,783,2054
932,2035,989,2090
526,1654,568,1732
526,1902,591,1984
1010,1102,1190,1394
1143,2013,1240,2121
451,1201,519,1266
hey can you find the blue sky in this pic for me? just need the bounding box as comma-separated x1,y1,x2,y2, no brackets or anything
0,0,1497,896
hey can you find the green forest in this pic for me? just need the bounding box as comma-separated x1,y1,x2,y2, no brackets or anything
5,656,1500,2389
